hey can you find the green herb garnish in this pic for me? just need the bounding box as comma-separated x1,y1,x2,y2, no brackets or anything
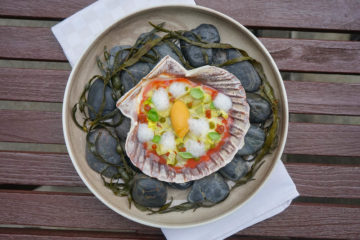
208,132,221,141
210,101,216,109
190,88,204,99
178,152,193,159
147,108,159,122
152,135,161,143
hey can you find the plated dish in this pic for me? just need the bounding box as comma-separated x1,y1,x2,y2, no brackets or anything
63,5,288,228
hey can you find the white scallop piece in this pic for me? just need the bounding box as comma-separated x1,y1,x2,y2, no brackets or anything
185,139,206,158
188,118,209,137
169,82,186,98
160,131,176,152
152,88,169,111
213,93,233,112
137,124,154,142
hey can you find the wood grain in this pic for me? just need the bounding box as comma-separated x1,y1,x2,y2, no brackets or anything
0,0,95,20
1,26,360,74
284,81,360,116
197,0,360,32
0,228,164,240
0,190,359,239
0,151,83,187
1,0,359,33
1,150,359,198
0,110,63,144
0,27,67,61
285,122,360,157
1,109,360,156
2,67,360,115
260,38,360,74
0,68,69,103
286,163,360,199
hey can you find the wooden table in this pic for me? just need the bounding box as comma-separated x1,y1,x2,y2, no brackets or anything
1,0,360,239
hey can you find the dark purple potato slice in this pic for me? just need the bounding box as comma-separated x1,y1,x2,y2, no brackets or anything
87,79,116,120
168,181,193,190
119,61,153,93
219,156,249,181
237,124,265,155
180,24,220,67
85,128,121,177
214,49,261,92
188,173,229,203
247,93,272,123
131,174,167,208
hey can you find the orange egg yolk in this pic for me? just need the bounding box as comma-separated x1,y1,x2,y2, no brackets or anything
170,100,190,138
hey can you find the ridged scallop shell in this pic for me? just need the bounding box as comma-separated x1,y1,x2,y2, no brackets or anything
116,56,250,183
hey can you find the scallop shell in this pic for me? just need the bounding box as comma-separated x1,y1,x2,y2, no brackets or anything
116,56,250,183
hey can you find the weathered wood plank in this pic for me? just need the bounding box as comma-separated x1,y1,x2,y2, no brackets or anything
0,27,67,61
1,110,360,156
0,0,95,20
286,163,360,199
0,68,69,103
1,151,359,199
0,228,163,240
0,151,83,186
261,38,360,74
2,67,360,115
0,110,64,144
284,81,360,116
285,122,360,157
0,190,359,239
1,26,360,74
1,0,359,32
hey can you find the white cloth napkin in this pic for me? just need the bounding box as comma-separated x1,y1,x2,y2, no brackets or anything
52,1,299,239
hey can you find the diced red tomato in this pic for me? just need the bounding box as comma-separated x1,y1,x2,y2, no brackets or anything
205,109,211,118
144,104,151,112
187,102,192,108
215,124,225,134
170,97,175,102
179,147,186,152
152,144,157,150
138,113,147,123
165,152,170,156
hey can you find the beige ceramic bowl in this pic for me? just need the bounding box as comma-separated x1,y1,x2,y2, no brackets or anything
63,5,288,228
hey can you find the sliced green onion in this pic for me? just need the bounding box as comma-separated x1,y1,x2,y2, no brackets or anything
152,135,161,143
178,152,193,159
190,88,204,99
208,132,221,141
147,108,159,122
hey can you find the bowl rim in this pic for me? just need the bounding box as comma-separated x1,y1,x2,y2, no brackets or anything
63,4,289,229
